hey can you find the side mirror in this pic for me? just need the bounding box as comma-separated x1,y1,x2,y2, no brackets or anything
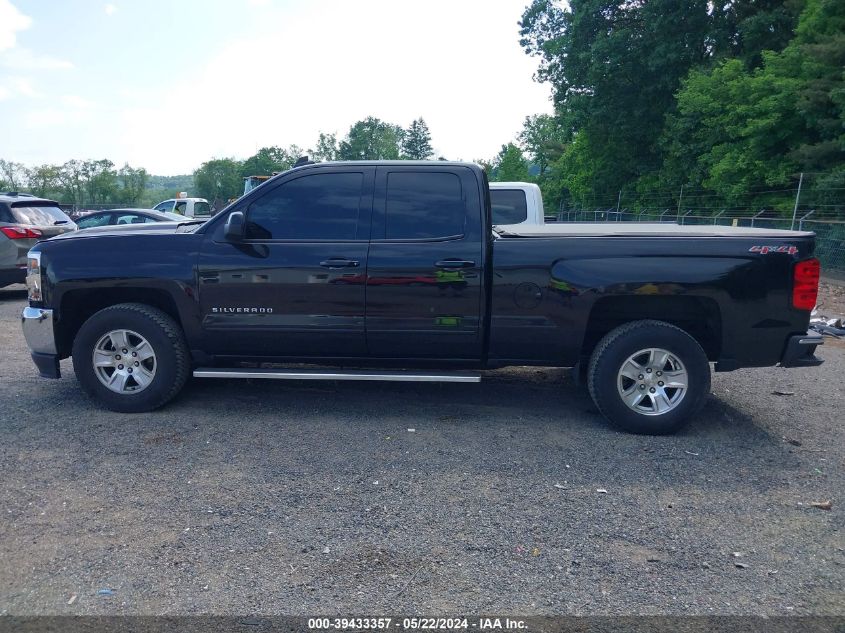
224,211,245,241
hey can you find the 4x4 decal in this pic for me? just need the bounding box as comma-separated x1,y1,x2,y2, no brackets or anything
750,245,798,255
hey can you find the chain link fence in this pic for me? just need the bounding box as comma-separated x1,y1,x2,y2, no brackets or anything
553,209,845,273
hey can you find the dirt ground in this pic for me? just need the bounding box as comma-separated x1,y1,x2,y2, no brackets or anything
0,282,842,616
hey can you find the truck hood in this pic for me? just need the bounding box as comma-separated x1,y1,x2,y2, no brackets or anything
494,223,815,238
47,222,190,240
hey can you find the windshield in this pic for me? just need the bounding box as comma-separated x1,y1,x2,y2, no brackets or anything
490,189,528,225
11,205,74,226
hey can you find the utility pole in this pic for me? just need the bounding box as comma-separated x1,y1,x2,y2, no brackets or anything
676,185,684,221
615,190,622,214
790,172,804,230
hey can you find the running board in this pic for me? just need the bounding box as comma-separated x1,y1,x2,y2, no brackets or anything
192,368,482,383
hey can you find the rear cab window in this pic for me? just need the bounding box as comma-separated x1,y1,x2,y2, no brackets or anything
490,189,528,225
10,204,73,227
193,201,211,217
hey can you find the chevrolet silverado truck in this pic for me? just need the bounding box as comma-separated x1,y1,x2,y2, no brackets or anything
21,161,824,434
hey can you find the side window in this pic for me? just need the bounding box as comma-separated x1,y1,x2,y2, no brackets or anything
193,201,211,217
154,203,170,212
174,201,187,215
385,172,464,239
490,189,528,225
77,214,111,228
245,172,363,240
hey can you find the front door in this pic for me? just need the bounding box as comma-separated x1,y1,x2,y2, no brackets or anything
197,167,374,359
365,166,484,360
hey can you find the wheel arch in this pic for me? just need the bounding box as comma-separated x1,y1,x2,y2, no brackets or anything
581,295,722,363
55,287,183,358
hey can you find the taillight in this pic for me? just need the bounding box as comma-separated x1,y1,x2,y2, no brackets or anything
1,226,42,239
792,258,820,310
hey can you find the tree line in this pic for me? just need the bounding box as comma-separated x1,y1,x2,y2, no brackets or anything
193,117,437,202
6,0,841,218
510,0,845,215
0,158,151,208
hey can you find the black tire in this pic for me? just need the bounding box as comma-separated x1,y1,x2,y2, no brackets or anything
72,303,190,412
587,320,710,435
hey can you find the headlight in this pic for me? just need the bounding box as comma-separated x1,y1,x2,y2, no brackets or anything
26,251,42,303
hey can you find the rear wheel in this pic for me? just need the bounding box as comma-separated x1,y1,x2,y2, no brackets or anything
72,303,189,412
587,320,710,434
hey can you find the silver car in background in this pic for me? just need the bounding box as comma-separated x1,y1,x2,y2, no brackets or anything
0,192,77,288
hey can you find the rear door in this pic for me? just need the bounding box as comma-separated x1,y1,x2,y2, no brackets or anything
197,166,374,358
365,166,484,360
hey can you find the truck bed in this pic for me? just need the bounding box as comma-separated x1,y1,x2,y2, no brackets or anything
494,223,814,239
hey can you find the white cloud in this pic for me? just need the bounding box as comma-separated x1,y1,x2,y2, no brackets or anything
25,106,90,129
0,0,31,52
104,4,117,16
0,46,73,70
10,76,37,97
246,0,271,6
120,0,551,173
0,86,9,100
61,94,95,109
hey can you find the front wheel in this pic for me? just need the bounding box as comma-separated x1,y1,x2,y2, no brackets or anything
587,320,710,434
72,303,190,412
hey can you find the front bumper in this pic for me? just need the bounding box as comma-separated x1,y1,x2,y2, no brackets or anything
779,330,824,368
21,307,61,378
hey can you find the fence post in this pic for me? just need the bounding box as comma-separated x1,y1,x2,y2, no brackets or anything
790,172,804,230
615,190,622,215
713,210,724,225
660,209,671,223
751,210,765,227
681,210,693,225
676,185,684,221
798,209,815,231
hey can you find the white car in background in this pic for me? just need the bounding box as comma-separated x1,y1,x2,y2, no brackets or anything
153,197,211,219
489,182,545,231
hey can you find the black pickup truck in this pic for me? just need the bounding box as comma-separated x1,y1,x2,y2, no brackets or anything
21,161,823,434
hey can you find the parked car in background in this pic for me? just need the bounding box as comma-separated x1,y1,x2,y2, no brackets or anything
489,182,545,230
76,209,185,230
153,197,211,218
0,192,76,288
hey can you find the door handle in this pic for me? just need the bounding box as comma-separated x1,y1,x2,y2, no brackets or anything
435,259,475,269
320,258,360,268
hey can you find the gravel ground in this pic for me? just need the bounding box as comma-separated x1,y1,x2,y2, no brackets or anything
0,283,842,616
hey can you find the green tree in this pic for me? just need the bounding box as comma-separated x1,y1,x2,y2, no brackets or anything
338,117,403,160
193,158,244,202
0,159,28,191
658,0,844,203
401,118,434,159
241,146,295,177
492,143,530,182
118,164,149,206
80,159,118,204
58,160,85,206
27,164,62,198
518,113,565,177
519,0,712,197
312,132,339,161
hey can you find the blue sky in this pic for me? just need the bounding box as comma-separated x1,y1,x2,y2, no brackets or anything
0,0,552,175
